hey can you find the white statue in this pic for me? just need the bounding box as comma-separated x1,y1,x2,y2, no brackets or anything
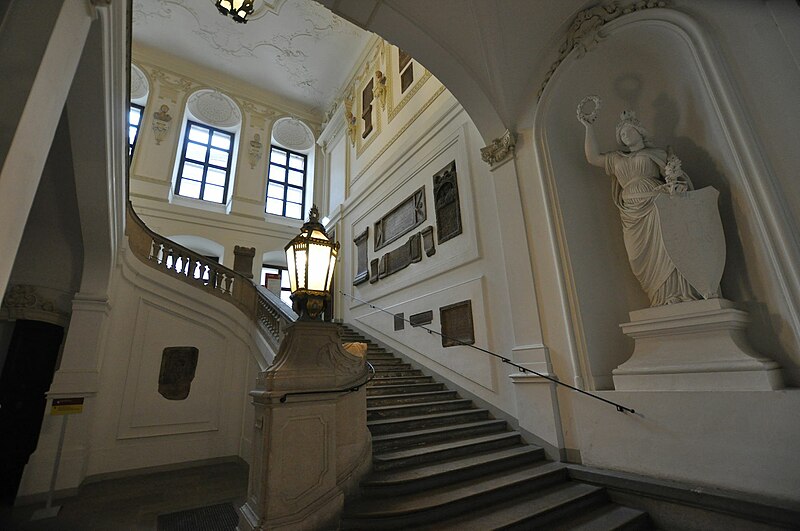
577,95,724,306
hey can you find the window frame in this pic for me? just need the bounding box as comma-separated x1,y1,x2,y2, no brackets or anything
265,145,307,220
174,120,236,204
128,102,145,160
262,264,292,306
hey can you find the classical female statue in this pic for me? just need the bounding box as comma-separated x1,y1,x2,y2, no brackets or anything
577,96,711,307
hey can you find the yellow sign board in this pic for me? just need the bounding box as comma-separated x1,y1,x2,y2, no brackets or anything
51,398,84,416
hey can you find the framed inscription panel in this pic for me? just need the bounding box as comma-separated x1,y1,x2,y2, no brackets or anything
433,161,462,244
440,300,475,348
374,186,426,251
353,228,369,285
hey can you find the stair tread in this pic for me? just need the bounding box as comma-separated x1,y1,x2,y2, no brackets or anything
364,445,543,486
367,408,487,428
372,419,506,444
430,481,604,530
367,390,456,402
368,376,433,384
345,461,568,518
368,398,472,414
540,503,649,531
374,431,521,461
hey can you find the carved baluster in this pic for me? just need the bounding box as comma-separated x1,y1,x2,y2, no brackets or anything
166,246,175,273
148,238,157,261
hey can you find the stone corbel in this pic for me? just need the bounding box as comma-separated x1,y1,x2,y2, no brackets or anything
481,130,516,169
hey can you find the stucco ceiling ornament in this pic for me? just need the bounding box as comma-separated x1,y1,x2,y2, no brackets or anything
537,0,667,100
373,70,388,110
344,93,357,148
130,63,150,101
480,130,516,168
272,117,315,151
187,90,241,127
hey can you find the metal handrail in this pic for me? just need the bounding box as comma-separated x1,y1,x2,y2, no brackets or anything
279,361,376,403
340,290,635,414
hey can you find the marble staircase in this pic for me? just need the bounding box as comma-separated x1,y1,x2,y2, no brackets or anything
338,324,651,530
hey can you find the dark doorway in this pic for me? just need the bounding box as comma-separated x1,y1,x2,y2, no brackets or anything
0,320,64,505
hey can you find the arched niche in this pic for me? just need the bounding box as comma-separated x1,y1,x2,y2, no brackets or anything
534,8,797,388
130,62,150,106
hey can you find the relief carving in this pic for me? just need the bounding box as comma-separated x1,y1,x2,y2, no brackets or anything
433,162,463,244
158,346,199,400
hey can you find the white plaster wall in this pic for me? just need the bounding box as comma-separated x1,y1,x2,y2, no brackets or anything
572,389,800,502
17,252,260,496
338,90,522,416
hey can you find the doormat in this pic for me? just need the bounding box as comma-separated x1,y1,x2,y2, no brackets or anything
157,502,238,531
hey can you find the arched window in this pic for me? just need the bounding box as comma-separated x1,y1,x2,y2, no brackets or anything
172,90,242,207
129,63,150,161
267,117,315,220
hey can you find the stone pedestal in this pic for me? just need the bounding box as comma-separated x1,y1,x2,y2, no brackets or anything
613,299,783,391
238,321,371,531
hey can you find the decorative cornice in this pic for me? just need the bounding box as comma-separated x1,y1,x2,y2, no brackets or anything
1,285,70,325
480,130,516,168
538,0,667,100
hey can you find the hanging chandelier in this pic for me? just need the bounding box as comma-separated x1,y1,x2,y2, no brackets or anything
215,0,255,23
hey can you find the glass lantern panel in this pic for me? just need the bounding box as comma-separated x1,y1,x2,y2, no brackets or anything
307,241,332,291
325,252,337,291
285,247,297,292
295,247,307,290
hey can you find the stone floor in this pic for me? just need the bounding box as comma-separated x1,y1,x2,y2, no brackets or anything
0,459,248,531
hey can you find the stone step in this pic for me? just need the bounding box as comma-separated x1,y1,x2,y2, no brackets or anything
367,390,459,407
538,502,651,531
368,375,434,386
368,408,490,436
373,431,522,471
372,419,509,453
430,481,610,531
365,352,394,359
367,382,445,396
371,368,422,378
340,462,570,529
365,358,405,366
367,398,473,420
362,445,546,497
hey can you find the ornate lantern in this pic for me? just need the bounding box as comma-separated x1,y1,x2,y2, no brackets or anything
215,0,254,23
285,206,339,320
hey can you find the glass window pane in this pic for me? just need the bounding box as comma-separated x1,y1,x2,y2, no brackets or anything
208,148,229,168
285,202,302,219
211,131,231,150
286,187,302,204
203,184,225,203
270,148,287,165
186,142,207,162
178,179,201,199
266,197,284,215
289,154,305,170
182,162,204,181
262,266,279,276
188,125,209,144
267,182,285,199
206,167,227,186
280,290,292,307
129,125,137,143
129,107,142,126
269,164,285,182
281,270,290,288
288,170,304,187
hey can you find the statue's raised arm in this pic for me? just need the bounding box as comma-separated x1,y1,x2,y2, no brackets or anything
577,95,604,168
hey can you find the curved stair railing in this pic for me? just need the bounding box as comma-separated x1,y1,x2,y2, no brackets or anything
125,204,296,346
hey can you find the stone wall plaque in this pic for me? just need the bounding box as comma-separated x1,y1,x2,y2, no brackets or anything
409,310,433,327
159,346,199,400
379,233,422,279
394,313,405,331
421,226,436,257
353,228,369,285
374,187,426,251
433,161,463,244
369,259,379,284
440,300,475,348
